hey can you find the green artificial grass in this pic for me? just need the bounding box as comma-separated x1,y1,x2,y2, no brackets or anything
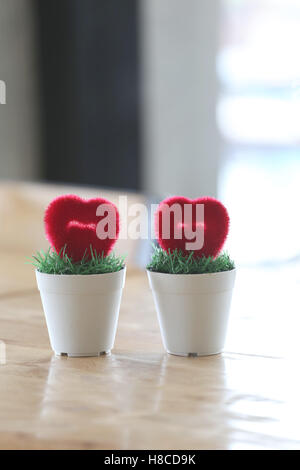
29,246,125,275
147,245,235,275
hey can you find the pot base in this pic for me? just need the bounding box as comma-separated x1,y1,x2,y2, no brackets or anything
167,350,222,357
55,351,110,358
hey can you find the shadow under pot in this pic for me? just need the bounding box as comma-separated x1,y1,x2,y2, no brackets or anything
36,268,126,357
147,269,236,357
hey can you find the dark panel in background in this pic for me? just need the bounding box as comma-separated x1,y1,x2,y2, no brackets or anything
34,0,140,191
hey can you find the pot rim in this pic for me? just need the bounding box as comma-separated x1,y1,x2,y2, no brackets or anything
35,266,126,294
147,268,236,294
35,266,126,279
146,267,236,278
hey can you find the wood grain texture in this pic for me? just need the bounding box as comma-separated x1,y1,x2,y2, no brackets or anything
0,263,299,449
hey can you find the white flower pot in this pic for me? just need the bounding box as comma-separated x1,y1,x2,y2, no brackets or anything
36,268,126,357
147,269,236,356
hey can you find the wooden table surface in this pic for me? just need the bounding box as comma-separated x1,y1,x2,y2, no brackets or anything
0,183,300,450
0,252,300,450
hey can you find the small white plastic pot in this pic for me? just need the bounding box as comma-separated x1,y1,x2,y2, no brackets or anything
147,269,236,357
36,268,126,357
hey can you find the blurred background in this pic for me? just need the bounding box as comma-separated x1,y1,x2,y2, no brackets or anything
0,0,300,272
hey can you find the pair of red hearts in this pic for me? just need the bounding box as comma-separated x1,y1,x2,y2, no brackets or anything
45,195,229,261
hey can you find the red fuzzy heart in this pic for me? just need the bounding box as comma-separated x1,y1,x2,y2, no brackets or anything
44,194,120,262
155,196,229,258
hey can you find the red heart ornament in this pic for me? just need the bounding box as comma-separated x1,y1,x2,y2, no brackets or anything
44,194,120,262
155,196,229,258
